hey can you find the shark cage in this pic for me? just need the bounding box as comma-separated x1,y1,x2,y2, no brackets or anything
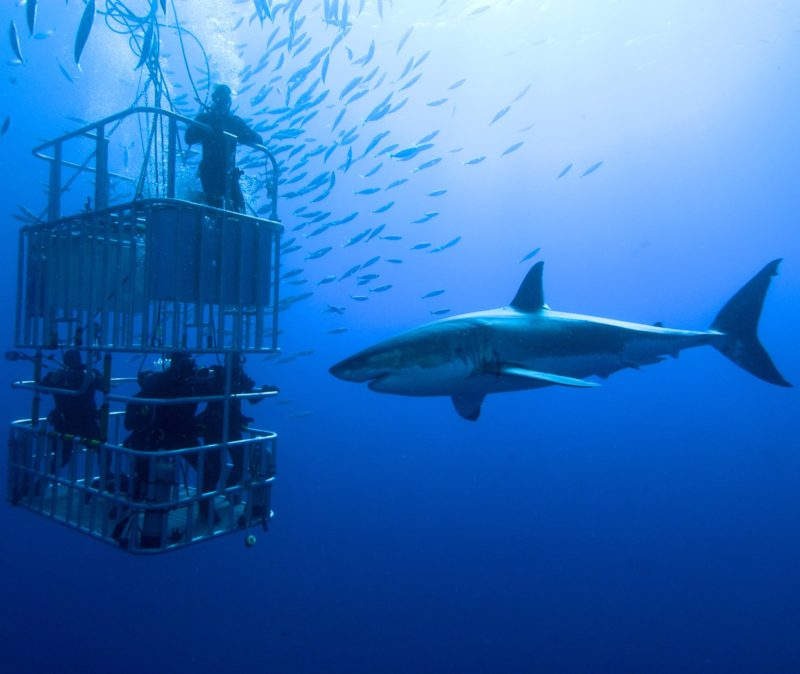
6,107,285,553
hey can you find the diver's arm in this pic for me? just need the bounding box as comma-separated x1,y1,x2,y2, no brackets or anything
232,116,263,146
185,113,210,144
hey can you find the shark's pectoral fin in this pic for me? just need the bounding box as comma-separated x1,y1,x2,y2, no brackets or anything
452,394,485,421
500,366,600,388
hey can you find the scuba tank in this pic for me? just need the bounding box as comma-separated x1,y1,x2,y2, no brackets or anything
140,458,176,549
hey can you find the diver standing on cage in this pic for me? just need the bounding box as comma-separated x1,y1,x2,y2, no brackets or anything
185,84,263,213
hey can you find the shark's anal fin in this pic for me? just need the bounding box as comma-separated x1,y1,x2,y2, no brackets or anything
452,394,485,421
500,366,600,388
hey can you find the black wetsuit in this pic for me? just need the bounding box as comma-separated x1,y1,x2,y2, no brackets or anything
185,110,262,212
198,365,258,487
43,364,102,468
124,363,209,503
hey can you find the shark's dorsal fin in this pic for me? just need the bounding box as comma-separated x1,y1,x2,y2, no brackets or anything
510,261,547,312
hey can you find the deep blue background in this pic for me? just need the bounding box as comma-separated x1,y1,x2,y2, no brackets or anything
1,2,798,672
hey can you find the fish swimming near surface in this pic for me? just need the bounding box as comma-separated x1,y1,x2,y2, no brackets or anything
306,246,333,260
490,106,510,125
501,141,524,156
413,158,442,172
391,143,432,161
418,130,440,143
9,20,24,63
512,83,532,103
398,72,422,91
373,201,394,213
412,212,439,224
581,161,604,177
397,26,413,53
556,163,572,179
330,260,790,421
363,163,383,177
413,50,431,69
135,21,156,70
74,0,96,67
339,264,361,281
430,236,461,252
367,224,385,241
520,247,540,263
26,0,37,37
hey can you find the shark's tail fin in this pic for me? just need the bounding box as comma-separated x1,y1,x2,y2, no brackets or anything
710,259,791,387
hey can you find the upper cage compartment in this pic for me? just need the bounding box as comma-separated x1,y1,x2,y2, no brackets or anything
16,107,283,354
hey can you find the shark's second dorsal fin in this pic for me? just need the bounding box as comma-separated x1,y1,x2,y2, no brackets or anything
510,261,547,312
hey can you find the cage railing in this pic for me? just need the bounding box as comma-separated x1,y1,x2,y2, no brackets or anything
15,199,282,352
31,106,280,222
7,413,278,554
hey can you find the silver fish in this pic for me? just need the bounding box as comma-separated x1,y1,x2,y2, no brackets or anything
9,20,24,63
397,26,413,54
490,106,510,125
556,163,572,179
74,0,95,67
26,0,37,37
520,247,540,263
501,141,524,156
581,161,604,177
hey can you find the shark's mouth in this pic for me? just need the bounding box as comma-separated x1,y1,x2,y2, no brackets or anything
366,372,391,391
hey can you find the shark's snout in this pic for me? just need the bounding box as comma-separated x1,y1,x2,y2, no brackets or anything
329,355,377,383
329,358,356,382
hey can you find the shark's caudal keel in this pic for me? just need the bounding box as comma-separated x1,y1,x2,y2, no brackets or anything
329,260,791,421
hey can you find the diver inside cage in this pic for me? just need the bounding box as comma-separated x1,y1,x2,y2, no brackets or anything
42,349,103,470
195,354,272,492
123,353,220,522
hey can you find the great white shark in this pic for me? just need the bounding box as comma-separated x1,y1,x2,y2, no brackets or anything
330,260,791,420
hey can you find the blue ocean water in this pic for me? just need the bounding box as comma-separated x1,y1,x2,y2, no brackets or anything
1,1,799,672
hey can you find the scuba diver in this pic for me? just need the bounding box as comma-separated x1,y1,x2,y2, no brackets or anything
196,354,270,489
124,353,201,454
124,353,231,531
184,84,263,213
43,349,102,468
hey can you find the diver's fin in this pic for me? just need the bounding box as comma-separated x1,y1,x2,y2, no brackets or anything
510,261,548,312
451,394,485,421
710,259,791,387
500,366,600,388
